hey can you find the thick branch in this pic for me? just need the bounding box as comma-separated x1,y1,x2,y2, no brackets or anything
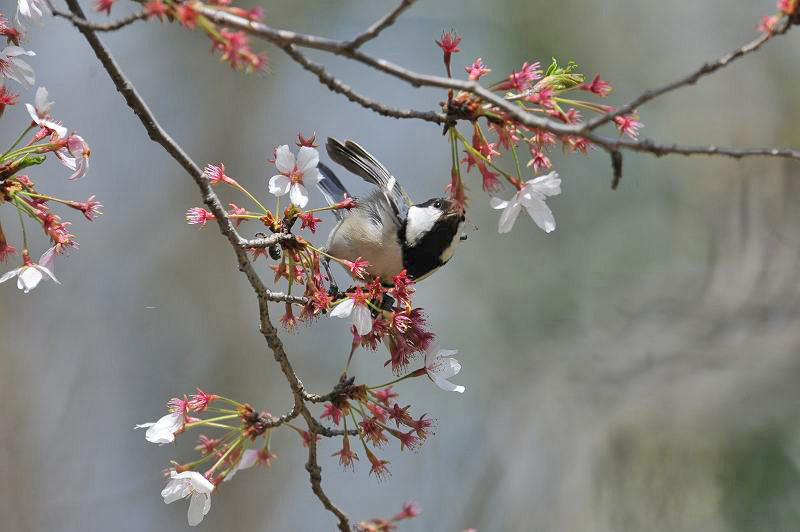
61,2,348,528
585,17,794,131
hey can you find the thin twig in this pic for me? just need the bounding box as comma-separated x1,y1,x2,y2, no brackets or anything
281,43,447,123
584,17,794,131
344,0,416,49
195,5,800,166
61,2,349,528
51,8,147,31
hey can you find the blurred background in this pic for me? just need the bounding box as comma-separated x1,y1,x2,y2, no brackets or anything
2,0,800,530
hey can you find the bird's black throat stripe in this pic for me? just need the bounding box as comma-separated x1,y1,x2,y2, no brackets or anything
398,215,460,280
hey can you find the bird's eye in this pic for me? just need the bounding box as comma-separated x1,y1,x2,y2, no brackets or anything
433,200,442,209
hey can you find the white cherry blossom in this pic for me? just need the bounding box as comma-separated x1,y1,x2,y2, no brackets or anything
268,145,320,208
424,346,465,393
490,171,561,234
161,471,214,527
0,247,59,293
135,412,183,444
0,46,35,86
329,289,372,336
25,86,67,138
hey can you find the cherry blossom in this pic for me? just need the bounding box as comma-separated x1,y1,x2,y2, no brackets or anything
0,45,35,86
424,346,465,393
0,247,58,293
268,145,320,208
490,171,561,234
161,471,214,526
25,86,67,138
16,0,48,27
136,412,183,444
330,287,373,335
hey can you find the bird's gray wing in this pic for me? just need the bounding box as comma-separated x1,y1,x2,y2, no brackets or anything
316,162,349,221
326,138,412,222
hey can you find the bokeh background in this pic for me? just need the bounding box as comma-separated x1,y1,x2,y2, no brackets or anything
2,0,800,530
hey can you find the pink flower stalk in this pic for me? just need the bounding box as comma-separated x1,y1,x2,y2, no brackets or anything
0,84,18,116
367,403,388,422
407,413,435,439
144,0,168,20
343,257,370,279
280,302,298,329
0,14,22,46
94,0,116,15
388,270,414,307
527,147,552,173
249,246,268,261
613,112,643,139
188,388,219,412
0,224,16,262
320,403,343,425
392,502,422,521
75,195,103,221
204,163,236,186
778,0,797,14
529,129,557,149
581,73,613,96
477,163,500,192
496,61,541,92
335,196,357,211
372,386,398,406
175,4,198,28
332,437,359,471
185,207,215,227
195,435,221,455
435,30,460,76
526,87,555,108
298,211,322,233
757,15,780,34
465,57,490,80
227,203,247,227
388,403,413,427
365,448,391,481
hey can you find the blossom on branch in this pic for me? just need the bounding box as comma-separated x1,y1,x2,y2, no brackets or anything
0,247,58,293
268,145,320,208
161,471,214,527
424,346,465,393
490,171,561,234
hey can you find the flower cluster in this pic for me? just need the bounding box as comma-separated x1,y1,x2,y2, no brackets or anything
96,0,267,73
137,388,278,526
758,0,799,34
437,32,642,234
1,9,99,293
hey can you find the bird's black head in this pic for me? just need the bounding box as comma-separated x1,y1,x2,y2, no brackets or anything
399,197,465,280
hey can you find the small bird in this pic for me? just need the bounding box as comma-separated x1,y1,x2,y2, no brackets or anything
317,138,466,285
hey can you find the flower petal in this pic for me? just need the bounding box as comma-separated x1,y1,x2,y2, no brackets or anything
187,492,207,526
274,145,294,174
431,373,465,393
303,165,320,184
497,199,522,234
296,146,319,173
0,268,20,284
433,357,462,379
489,197,509,210
25,102,39,122
34,265,59,284
330,297,354,318
268,174,291,197
528,171,561,197
144,412,183,444
39,246,56,272
18,266,42,293
161,478,190,504
352,302,373,336
289,183,309,208
524,196,556,233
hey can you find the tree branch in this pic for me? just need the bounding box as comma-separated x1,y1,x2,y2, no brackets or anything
344,0,416,50
195,5,800,168
51,8,147,31
60,1,348,528
584,17,794,131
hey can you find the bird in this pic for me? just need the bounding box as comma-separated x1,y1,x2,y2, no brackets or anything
317,138,466,286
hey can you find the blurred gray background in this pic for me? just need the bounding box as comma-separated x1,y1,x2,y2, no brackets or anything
2,0,800,530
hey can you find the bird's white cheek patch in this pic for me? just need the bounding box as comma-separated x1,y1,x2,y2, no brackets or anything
405,206,442,245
